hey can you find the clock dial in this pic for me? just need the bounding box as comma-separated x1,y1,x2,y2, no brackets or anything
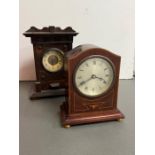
42,49,64,72
74,56,114,97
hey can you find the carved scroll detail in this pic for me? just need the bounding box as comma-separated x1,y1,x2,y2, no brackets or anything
25,26,76,33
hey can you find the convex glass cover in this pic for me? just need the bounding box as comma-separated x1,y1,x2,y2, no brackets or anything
74,56,114,97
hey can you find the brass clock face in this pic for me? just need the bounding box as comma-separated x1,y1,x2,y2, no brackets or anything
74,56,115,97
42,49,64,72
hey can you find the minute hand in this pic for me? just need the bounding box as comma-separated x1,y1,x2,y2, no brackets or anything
78,76,93,86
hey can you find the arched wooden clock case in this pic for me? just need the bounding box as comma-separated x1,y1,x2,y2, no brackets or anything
60,45,124,127
24,26,78,99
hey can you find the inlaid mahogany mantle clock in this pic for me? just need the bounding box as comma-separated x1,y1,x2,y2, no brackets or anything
23,26,78,99
60,44,124,127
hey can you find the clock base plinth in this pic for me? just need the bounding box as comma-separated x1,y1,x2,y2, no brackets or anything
60,103,124,126
30,85,66,100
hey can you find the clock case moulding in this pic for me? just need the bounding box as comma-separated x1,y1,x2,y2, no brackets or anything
61,44,125,127
23,26,78,99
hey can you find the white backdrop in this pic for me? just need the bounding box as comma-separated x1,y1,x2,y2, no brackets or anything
19,0,134,80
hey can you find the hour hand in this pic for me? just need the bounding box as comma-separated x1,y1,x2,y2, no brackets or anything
79,81,86,86
95,76,107,84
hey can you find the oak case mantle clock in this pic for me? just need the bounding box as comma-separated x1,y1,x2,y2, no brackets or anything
60,44,124,127
24,26,78,99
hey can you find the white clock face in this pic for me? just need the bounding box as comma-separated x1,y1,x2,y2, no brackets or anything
42,49,64,72
74,56,114,97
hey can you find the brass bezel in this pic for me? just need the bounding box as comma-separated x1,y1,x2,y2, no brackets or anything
73,55,116,99
42,48,64,73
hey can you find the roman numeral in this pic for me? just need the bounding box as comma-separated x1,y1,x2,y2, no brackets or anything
103,80,107,84
93,61,96,65
99,86,102,90
85,63,89,67
77,76,82,79
85,86,88,90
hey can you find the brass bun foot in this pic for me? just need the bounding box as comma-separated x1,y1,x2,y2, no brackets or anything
117,119,123,122
64,125,71,128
